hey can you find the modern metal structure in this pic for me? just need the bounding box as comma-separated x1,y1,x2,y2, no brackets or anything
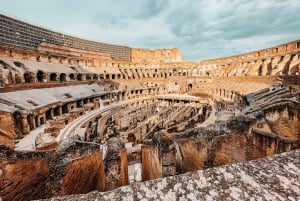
0,13,131,61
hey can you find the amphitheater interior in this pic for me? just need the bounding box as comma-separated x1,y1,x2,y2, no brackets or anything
0,13,299,201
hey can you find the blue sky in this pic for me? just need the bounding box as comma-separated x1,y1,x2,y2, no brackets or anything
0,0,300,61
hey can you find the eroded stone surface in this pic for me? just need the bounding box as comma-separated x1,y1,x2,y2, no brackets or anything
46,149,300,201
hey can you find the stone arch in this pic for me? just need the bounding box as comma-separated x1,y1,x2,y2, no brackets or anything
131,70,136,79
60,73,66,82
86,74,92,80
139,70,146,78
24,71,34,83
69,73,75,80
99,74,105,80
77,74,83,81
289,64,299,75
50,73,57,81
93,74,98,80
135,69,141,78
36,70,45,82
281,61,291,75
266,63,272,76
258,65,263,76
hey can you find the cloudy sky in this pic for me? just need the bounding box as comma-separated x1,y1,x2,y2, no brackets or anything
0,0,300,61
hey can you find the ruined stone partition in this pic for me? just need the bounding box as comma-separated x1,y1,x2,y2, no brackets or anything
104,138,129,191
0,140,128,200
0,110,17,147
141,144,162,181
139,111,300,181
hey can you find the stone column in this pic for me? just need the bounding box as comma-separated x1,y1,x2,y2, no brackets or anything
36,115,41,127
58,106,62,116
79,100,84,108
27,114,36,130
21,114,30,134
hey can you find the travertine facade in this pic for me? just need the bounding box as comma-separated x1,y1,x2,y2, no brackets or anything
0,13,299,201
130,48,182,63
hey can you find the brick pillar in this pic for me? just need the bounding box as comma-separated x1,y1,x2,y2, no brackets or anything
36,115,40,127
21,115,30,134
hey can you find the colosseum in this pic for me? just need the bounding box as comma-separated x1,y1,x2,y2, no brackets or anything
0,12,299,201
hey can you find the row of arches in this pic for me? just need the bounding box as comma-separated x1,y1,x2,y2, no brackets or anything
23,71,119,83
19,67,208,84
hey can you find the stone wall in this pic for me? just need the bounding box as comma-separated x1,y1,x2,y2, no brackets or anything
140,114,298,181
0,110,17,148
198,40,300,76
0,146,52,201
59,152,104,195
141,144,162,180
0,141,107,201
130,48,182,63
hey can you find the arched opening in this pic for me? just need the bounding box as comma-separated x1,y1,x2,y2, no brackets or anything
258,65,263,76
289,64,299,75
69,73,75,80
24,72,34,83
106,74,110,79
93,74,98,80
53,107,61,116
46,110,52,120
60,73,66,83
86,74,92,80
13,111,22,134
50,73,57,81
99,74,105,80
62,104,68,114
35,116,39,127
77,74,83,81
36,70,45,82
131,71,136,79
281,61,290,75
111,74,116,80
135,69,140,79
188,83,193,91
117,74,121,79
40,116,45,125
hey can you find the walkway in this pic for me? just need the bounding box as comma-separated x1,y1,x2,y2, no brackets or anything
15,124,47,151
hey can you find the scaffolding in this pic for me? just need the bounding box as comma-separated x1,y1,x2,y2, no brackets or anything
0,13,131,61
